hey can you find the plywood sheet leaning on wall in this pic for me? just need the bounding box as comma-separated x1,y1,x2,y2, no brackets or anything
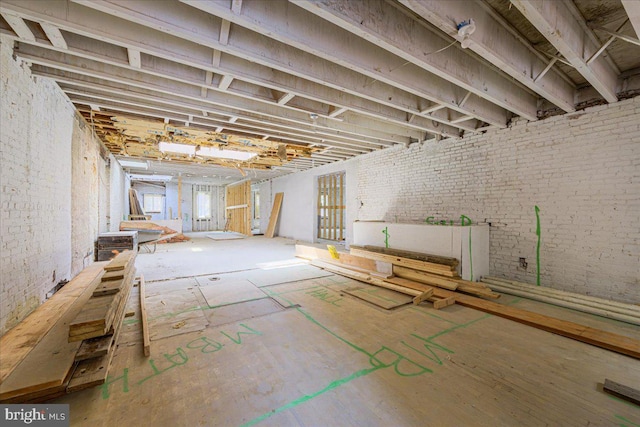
225,180,252,236
265,192,284,238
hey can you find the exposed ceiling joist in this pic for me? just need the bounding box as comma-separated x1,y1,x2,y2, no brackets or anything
296,0,539,120
511,0,618,103
621,0,640,40
1,11,35,41
40,22,67,49
179,0,510,127
398,0,575,113
0,0,636,178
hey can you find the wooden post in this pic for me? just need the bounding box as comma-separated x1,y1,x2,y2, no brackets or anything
177,175,182,220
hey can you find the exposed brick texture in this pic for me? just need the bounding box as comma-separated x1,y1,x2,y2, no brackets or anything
0,36,113,334
356,98,639,302
273,97,639,302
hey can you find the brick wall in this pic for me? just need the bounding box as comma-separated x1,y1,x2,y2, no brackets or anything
356,98,640,302
71,116,109,275
0,36,110,334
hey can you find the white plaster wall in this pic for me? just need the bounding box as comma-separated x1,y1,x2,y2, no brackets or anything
270,160,359,245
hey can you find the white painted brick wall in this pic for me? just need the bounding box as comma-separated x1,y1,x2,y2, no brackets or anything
1,36,74,333
0,36,111,334
71,117,109,275
356,97,640,302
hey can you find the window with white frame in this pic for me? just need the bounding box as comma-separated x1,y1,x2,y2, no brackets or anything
143,193,163,214
196,191,212,219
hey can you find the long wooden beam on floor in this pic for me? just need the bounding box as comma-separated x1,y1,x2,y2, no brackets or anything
437,288,640,359
140,274,151,357
312,261,640,360
0,262,106,384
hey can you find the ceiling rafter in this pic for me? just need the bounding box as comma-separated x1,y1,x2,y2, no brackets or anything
398,0,576,113
0,0,470,137
511,0,619,103
178,0,509,126
295,0,538,120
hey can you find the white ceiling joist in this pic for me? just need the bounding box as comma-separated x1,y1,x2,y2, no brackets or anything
1,0,469,136
398,0,575,113
1,12,35,41
171,0,510,127
510,0,618,103
15,47,418,146
621,0,640,40
40,22,68,49
296,0,538,120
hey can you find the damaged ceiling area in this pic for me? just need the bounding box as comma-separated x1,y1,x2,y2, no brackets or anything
1,0,639,181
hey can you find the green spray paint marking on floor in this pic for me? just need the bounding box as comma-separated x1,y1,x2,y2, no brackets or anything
535,205,541,286
242,289,495,427
240,366,381,427
615,414,640,427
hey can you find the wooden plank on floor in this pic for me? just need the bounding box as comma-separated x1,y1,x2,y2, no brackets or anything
265,192,284,238
140,274,150,357
67,274,135,392
0,264,107,401
316,260,640,359
103,250,135,271
446,290,640,360
603,379,640,406
295,244,391,275
353,245,459,267
349,247,459,277
343,287,412,310
0,262,106,385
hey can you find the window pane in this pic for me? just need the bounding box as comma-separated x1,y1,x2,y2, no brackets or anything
196,191,211,219
143,193,163,214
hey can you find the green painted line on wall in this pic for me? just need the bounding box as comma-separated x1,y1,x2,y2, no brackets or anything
535,205,541,286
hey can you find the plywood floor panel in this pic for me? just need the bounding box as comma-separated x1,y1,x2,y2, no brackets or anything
198,280,268,307
48,236,640,427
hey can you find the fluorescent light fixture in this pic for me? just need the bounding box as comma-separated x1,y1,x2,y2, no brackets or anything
118,159,148,169
197,146,258,161
158,141,196,155
130,174,173,182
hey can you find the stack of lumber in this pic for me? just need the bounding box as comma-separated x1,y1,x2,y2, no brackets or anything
0,263,106,403
297,244,640,360
481,277,640,326
120,220,190,243
0,252,137,403
128,188,144,216
350,245,500,299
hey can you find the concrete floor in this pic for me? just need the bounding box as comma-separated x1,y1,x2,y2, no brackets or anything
55,235,640,426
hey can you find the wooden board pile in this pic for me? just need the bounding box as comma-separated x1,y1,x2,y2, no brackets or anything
0,251,137,403
296,244,640,360
296,244,498,309
119,220,190,243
